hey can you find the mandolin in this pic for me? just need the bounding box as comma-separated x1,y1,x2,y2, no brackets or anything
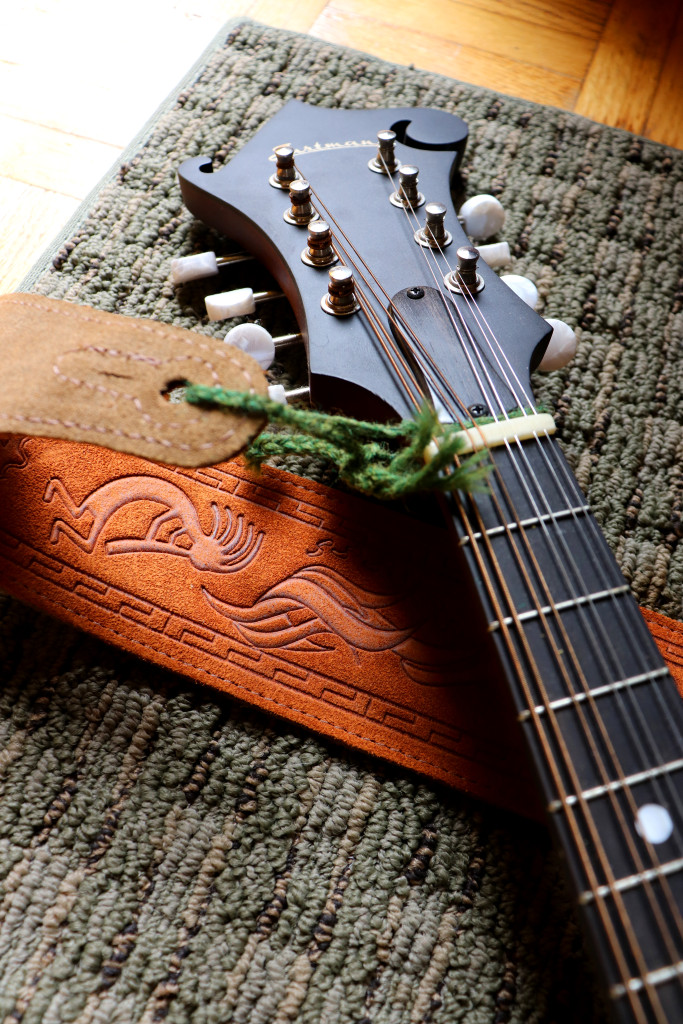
178,101,683,1023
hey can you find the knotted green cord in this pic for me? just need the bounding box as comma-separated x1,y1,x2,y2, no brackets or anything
185,384,491,500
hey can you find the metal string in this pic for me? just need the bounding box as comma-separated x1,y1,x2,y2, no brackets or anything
294,158,682,1015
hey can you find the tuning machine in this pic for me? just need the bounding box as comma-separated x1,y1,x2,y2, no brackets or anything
444,246,485,295
170,250,252,285
284,179,318,226
456,192,514,271
457,194,506,240
415,202,452,249
368,129,398,175
390,165,425,210
301,220,337,268
269,145,298,190
321,267,360,316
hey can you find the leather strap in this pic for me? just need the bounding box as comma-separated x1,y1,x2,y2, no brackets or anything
0,432,680,820
0,294,266,465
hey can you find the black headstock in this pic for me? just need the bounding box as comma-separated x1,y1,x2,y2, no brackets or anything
178,101,551,422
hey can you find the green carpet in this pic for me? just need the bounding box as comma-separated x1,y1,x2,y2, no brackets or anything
3,17,683,1022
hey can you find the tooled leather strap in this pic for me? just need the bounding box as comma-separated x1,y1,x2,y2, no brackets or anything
0,433,681,821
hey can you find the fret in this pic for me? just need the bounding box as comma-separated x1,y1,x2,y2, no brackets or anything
573,837,683,981
459,502,591,545
579,857,683,903
549,759,683,811
488,583,631,631
610,962,683,998
518,667,670,720
527,687,683,798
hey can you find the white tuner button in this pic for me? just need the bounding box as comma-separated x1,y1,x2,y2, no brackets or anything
538,319,578,371
500,274,539,309
224,323,276,370
205,288,257,320
458,194,505,240
476,241,511,268
267,384,288,404
171,251,219,284
170,250,251,285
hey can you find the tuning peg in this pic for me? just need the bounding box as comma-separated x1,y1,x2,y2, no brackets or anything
224,324,303,370
269,144,298,190
170,250,251,285
458,194,505,240
415,202,452,249
476,241,511,268
500,274,538,309
205,287,282,321
390,165,425,210
267,384,310,404
284,179,317,226
368,129,398,175
224,323,275,370
537,319,578,371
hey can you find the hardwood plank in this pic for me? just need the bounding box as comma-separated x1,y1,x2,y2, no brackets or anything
645,7,683,148
0,178,79,293
0,114,121,198
575,0,682,135
247,0,330,31
454,0,611,40
313,0,599,78
309,7,581,108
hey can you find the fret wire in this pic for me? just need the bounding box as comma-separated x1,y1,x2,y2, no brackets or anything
459,503,591,544
518,666,670,719
549,758,683,809
580,857,683,902
610,961,683,998
487,583,631,629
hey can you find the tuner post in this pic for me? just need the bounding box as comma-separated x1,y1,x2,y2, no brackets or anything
269,144,298,190
368,129,398,175
445,245,485,296
390,165,425,210
415,202,452,249
284,179,317,226
321,266,360,317
301,220,338,267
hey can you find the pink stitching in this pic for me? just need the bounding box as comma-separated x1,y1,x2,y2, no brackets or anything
4,294,261,385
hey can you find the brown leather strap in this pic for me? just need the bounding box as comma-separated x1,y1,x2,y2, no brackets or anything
0,432,680,820
0,294,266,465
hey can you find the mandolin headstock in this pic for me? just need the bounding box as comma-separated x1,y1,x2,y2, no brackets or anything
178,101,552,423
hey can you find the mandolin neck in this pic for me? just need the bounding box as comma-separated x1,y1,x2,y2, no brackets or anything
448,432,683,1024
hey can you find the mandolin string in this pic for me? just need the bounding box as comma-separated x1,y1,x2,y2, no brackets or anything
381,172,683,969
299,204,662,1013
301,169,683,1007
377,162,683,876
300,182,472,423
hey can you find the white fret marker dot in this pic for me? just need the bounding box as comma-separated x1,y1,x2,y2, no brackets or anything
635,804,674,845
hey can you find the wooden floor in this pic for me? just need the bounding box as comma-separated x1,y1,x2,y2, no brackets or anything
1,0,682,293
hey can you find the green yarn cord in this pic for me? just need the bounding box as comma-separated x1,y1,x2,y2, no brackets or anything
185,384,491,500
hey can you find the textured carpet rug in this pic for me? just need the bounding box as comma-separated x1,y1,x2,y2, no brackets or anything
3,17,683,1023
